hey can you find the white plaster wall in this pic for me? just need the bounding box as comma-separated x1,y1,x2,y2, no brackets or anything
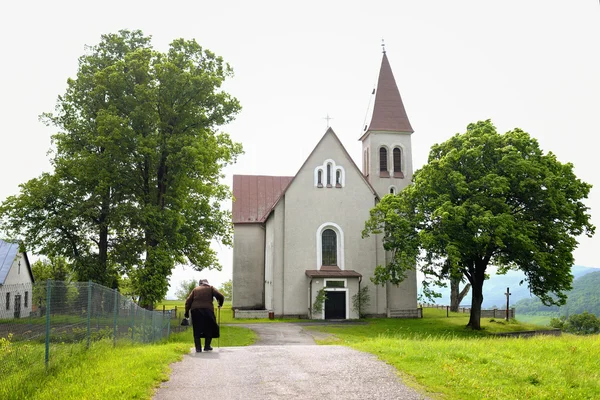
362,131,413,199
0,253,33,319
269,200,286,316
232,224,265,309
282,132,380,316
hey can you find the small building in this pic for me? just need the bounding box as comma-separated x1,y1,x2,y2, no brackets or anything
0,239,34,319
231,52,419,319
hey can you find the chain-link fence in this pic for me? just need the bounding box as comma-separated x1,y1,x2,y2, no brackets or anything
0,280,171,373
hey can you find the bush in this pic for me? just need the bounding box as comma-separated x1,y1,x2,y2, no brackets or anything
550,312,600,335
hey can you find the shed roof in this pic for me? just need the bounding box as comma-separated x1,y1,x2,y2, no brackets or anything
232,175,293,224
305,267,362,278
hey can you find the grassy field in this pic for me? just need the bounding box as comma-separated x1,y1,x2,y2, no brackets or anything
306,308,600,399
0,322,255,400
5,305,598,399
514,313,555,326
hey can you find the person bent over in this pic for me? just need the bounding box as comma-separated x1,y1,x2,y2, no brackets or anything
184,279,225,352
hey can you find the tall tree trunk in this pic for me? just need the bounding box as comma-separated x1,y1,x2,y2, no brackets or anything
450,277,471,312
98,186,111,285
467,265,486,329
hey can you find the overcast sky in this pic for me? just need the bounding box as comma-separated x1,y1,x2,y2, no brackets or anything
1,1,599,299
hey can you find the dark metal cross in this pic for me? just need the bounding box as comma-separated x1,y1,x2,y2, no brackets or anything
324,114,333,128
381,38,386,54
505,287,512,321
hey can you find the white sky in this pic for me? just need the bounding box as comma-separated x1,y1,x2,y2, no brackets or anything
1,1,598,299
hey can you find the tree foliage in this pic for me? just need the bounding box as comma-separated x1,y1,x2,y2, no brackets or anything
364,120,595,329
550,312,600,335
351,286,371,318
218,279,232,301
174,279,198,301
0,30,242,306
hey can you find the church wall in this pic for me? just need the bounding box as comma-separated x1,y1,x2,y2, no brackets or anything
267,200,285,316
363,131,413,197
232,224,265,309
281,132,381,317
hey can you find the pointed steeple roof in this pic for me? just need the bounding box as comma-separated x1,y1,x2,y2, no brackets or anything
365,53,413,134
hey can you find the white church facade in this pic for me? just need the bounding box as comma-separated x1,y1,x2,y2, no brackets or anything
232,53,419,319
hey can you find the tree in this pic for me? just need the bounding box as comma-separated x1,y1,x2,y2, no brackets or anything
175,279,198,301
31,257,72,282
550,312,600,335
364,120,595,329
0,30,242,307
218,279,232,301
450,277,470,312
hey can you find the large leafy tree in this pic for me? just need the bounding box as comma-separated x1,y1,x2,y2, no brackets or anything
364,120,595,329
0,30,242,306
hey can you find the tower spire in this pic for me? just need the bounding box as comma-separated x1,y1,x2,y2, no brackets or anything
365,51,413,133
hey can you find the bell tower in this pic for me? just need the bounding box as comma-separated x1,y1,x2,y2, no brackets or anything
359,50,414,199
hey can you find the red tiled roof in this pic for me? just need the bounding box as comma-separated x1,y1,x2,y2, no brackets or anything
232,175,293,224
367,53,414,133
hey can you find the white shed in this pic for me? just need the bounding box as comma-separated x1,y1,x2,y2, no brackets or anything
0,239,34,319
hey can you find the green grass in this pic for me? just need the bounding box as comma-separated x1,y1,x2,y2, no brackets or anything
156,300,306,324
0,323,256,400
515,314,555,326
306,308,600,399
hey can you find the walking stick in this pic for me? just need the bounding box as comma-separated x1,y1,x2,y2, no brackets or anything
217,306,221,349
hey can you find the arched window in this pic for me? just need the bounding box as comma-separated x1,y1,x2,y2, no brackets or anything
314,160,345,188
322,229,337,266
393,147,404,178
379,147,389,177
389,186,396,194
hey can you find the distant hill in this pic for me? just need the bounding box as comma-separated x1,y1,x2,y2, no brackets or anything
420,265,598,308
514,270,600,316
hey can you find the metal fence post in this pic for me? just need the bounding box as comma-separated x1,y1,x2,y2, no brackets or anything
131,301,135,342
113,289,118,347
166,310,171,339
87,280,92,348
45,279,52,368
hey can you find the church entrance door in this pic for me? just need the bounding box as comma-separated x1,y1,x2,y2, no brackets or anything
324,291,346,319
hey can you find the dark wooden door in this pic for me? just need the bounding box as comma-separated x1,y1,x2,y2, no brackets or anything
324,291,345,319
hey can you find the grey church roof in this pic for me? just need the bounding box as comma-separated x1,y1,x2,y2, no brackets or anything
0,239,34,284
0,239,19,284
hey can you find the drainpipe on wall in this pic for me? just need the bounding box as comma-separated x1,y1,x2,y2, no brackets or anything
309,278,313,319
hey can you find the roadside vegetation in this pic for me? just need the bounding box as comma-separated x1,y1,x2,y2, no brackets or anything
0,322,255,400
306,308,600,399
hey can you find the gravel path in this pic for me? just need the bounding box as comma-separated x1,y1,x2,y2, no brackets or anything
153,323,429,400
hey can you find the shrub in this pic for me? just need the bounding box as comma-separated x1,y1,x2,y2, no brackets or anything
550,312,600,335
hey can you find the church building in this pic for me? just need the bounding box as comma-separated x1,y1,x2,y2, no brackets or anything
231,52,419,319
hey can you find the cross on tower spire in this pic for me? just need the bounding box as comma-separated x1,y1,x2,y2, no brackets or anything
324,113,333,128
381,38,386,54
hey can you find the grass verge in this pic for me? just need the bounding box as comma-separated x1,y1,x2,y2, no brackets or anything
1,324,256,400
306,308,600,399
